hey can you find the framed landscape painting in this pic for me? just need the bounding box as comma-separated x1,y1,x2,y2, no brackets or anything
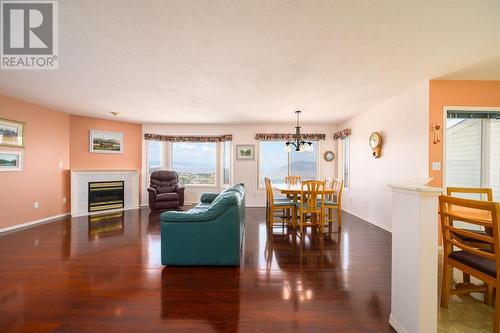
0,151,23,172
236,144,255,160
0,118,25,148
89,130,124,154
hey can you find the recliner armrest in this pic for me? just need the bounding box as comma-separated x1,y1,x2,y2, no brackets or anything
147,187,157,194
177,186,185,206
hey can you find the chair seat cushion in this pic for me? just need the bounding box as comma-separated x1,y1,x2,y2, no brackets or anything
273,200,294,206
321,199,337,206
157,192,180,202
449,250,496,278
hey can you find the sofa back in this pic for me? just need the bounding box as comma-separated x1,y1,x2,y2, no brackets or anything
150,170,179,193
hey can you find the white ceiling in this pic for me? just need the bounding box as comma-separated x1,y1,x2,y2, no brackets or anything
1,0,500,124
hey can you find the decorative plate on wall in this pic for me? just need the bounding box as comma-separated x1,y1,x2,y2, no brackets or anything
323,151,335,162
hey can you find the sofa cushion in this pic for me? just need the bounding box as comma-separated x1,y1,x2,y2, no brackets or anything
223,183,245,195
200,192,220,203
157,192,180,202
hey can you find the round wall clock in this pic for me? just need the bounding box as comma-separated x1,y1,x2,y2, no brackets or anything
369,132,382,158
323,151,335,162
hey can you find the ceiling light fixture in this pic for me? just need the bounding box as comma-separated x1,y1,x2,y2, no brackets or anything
285,110,312,153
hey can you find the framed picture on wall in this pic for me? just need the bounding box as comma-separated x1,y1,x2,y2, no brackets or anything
89,130,124,154
0,150,23,171
0,118,25,148
236,144,255,160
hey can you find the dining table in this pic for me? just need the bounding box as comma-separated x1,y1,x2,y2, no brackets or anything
272,183,336,203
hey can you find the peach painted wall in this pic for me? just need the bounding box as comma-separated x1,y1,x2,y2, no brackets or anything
429,80,500,187
70,115,142,171
0,95,70,229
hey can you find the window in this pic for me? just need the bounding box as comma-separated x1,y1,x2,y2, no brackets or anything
223,141,231,186
148,141,162,173
172,142,216,185
445,111,500,200
290,141,318,180
259,141,318,186
342,137,350,189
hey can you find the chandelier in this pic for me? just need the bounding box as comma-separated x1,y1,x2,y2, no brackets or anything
285,110,313,152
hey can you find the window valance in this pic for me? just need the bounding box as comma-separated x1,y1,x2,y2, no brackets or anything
255,133,326,141
144,133,233,143
333,129,351,140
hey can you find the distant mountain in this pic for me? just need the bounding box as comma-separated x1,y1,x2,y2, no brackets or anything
173,161,215,174
290,161,316,171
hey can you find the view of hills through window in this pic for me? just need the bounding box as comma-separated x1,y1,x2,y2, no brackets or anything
259,141,317,186
172,142,216,185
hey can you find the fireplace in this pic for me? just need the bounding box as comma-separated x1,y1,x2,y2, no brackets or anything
88,181,124,212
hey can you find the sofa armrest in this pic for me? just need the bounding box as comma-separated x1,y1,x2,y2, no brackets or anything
200,192,220,204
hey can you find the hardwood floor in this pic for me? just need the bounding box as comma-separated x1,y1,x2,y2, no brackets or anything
0,207,394,333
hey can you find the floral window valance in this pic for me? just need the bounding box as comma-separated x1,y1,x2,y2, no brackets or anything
144,133,233,143
333,129,351,140
255,133,326,141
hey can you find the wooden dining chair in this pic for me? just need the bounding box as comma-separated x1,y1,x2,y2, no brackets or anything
323,179,344,228
265,177,296,228
439,195,500,332
285,176,301,185
296,180,325,233
447,187,494,284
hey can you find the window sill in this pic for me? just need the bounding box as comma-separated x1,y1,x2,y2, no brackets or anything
181,184,218,188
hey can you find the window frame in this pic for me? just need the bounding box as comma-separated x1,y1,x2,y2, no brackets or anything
222,141,231,187
147,140,164,174
342,136,350,191
170,142,218,187
257,140,320,189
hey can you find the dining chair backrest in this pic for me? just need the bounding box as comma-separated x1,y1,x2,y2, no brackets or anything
439,195,500,267
325,177,334,190
446,187,493,201
333,179,344,204
285,176,301,186
264,177,274,204
300,180,325,212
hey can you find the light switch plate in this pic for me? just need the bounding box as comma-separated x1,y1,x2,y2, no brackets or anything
432,162,441,171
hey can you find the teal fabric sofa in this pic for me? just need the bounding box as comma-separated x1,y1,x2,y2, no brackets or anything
160,184,245,266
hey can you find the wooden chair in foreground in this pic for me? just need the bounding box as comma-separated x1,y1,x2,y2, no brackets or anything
265,177,296,228
296,180,325,233
447,187,493,201
323,179,344,228
439,195,500,332
446,187,494,284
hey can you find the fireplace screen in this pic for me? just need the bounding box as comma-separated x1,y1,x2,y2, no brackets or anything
88,181,124,212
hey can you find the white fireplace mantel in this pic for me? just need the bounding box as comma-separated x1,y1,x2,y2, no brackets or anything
71,170,139,217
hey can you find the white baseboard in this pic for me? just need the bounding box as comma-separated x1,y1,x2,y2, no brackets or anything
0,213,70,234
389,314,408,333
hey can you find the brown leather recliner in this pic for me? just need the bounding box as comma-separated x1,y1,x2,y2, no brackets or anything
148,170,185,210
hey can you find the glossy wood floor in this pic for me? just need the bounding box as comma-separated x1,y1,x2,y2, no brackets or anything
0,207,394,333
